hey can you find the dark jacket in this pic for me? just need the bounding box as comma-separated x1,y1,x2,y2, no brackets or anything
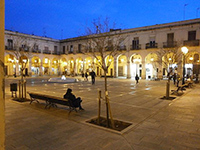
64,89,81,107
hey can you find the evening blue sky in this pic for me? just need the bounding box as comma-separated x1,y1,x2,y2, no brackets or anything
5,0,200,40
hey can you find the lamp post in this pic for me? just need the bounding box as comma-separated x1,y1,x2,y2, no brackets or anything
181,46,188,85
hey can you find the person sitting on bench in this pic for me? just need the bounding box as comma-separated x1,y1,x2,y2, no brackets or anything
63,88,84,110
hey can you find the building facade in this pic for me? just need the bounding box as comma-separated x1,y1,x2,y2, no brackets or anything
4,18,200,79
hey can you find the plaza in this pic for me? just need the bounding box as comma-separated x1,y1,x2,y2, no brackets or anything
4,76,200,149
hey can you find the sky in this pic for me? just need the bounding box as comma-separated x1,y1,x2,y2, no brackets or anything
5,0,200,40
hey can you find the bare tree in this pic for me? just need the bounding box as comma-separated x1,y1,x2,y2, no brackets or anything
8,35,33,100
155,47,182,99
84,17,125,127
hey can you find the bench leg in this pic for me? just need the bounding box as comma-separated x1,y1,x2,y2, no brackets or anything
30,98,39,104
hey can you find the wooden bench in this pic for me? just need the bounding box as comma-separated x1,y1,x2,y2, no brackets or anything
27,92,78,113
185,80,193,88
171,85,187,95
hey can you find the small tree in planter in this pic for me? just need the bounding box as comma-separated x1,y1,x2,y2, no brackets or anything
156,48,182,99
8,34,33,100
84,17,127,128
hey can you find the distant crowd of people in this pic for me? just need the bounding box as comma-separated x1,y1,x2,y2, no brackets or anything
81,70,96,84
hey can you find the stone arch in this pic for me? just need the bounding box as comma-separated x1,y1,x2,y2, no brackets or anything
60,58,68,75
117,54,127,77
145,53,159,79
31,56,41,75
76,57,84,75
105,55,114,77
94,56,103,76
4,54,17,76
130,54,142,78
42,57,50,75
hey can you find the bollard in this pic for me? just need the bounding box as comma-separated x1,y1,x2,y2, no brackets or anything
97,90,101,125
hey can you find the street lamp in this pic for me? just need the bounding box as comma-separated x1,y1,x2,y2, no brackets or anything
181,46,188,84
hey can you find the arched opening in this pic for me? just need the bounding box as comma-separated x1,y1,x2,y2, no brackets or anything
76,57,84,75
31,57,41,75
52,58,59,75
117,55,127,77
145,53,159,79
130,54,142,78
60,58,68,75
4,54,17,76
105,55,114,77
42,57,50,75
94,56,103,76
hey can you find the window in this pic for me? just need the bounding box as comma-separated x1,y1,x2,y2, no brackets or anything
33,44,39,50
132,37,139,49
78,44,81,53
54,46,58,54
70,45,73,52
188,31,196,41
44,47,49,51
7,39,13,49
167,33,174,43
149,37,155,47
63,46,65,54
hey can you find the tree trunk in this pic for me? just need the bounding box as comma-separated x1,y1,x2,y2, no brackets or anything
104,70,110,127
166,78,170,99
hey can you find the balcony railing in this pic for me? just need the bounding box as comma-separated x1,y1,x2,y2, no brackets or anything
52,51,60,55
183,40,200,46
118,45,126,51
5,46,15,50
68,51,74,54
163,41,177,48
20,47,29,52
130,44,141,50
32,49,41,53
145,43,158,49
43,50,51,54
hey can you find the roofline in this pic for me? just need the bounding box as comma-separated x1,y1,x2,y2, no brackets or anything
60,18,200,42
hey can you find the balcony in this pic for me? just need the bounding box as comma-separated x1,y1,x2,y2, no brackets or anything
183,40,200,46
19,47,29,52
52,51,60,55
130,44,141,50
163,41,177,48
5,46,15,50
68,51,74,54
32,49,41,53
43,50,51,54
145,43,158,49
118,45,126,51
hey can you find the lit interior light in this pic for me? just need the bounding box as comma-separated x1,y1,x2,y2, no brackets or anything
150,58,154,61
121,59,124,62
63,62,67,65
54,61,57,64
109,59,112,62
71,60,73,63
181,46,188,54
88,60,90,63
169,58,172,61
45,58,48,63
35,60,37,63
23,59,27,63
189,57,193,60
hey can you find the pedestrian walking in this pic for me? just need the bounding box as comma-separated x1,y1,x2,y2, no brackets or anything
135,74,139,84
85,72,88,81
173,73,177,85
90,70,96,84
